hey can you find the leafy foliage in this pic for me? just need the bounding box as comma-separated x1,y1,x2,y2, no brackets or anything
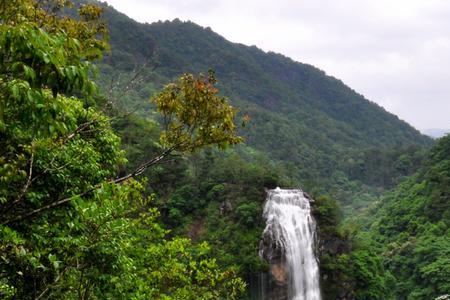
0,1,246,299
367,134,450,299
152,71,243,151
313,196,391,299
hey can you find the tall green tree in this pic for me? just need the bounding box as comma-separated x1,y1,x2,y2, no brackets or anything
0,1,245,298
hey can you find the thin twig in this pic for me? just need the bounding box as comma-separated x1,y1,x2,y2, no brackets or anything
63,120,97,143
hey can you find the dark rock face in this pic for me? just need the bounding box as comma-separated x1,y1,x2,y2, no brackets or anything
260,236,289,300
320,236,350,257
259,233,289,300
310,198,355,300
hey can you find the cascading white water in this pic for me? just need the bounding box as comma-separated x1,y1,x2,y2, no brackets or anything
260,188,321,300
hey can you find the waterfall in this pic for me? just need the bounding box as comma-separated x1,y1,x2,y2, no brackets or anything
260,188,321,300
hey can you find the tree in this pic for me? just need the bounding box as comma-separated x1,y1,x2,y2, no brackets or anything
112,70,244,185
153,71,243,152
0,1,245,298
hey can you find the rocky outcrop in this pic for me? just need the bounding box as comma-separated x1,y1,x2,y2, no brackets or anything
270,263,288,285
259,231,289,300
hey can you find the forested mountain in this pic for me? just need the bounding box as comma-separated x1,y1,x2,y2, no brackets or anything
96,2,446,297
93,2,433,211
103,7,429,148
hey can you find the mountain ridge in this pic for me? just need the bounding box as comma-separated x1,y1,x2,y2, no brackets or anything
100,5,431,145
92,1,433,207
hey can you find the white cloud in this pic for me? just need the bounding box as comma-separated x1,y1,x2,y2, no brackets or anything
104,0,450,131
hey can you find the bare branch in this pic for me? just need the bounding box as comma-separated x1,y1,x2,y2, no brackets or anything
64,120,97,143
113,146,175,184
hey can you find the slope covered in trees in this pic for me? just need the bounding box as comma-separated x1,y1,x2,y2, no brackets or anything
366,134,450,299
92,2,433,210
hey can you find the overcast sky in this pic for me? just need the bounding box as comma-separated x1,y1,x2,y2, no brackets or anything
103,0,450,132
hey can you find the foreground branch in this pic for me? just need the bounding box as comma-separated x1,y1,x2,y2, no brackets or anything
2,147,175,225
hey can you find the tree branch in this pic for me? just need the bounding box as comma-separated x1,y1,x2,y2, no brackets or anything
112,146,175,184
1,148,34,214
2,147,176,225
64,120,97,143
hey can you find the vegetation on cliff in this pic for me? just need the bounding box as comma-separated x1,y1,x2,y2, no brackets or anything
367,134,450,299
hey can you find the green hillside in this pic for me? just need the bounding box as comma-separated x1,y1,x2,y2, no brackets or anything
101,6,431,146
367,134,450,299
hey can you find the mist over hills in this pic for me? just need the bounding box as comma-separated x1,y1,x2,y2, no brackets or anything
423,128,450,139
